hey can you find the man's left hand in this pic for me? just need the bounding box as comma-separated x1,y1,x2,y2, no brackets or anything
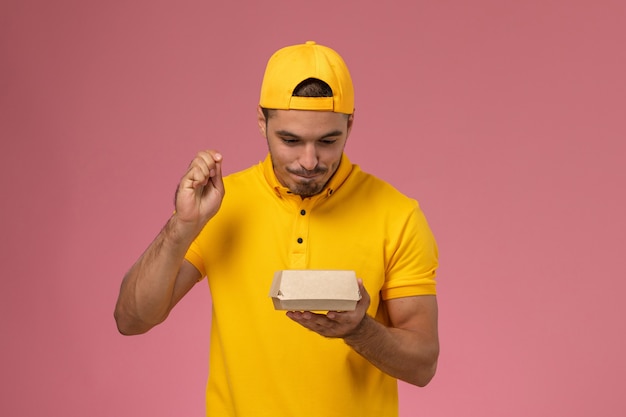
286,279,371,339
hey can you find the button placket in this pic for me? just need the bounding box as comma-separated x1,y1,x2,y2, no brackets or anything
289,201,312,268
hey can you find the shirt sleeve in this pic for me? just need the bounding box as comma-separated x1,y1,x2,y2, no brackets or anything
380,201,439,300
185,237,207,278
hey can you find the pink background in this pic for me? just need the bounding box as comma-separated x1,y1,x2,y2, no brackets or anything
2,1,625,416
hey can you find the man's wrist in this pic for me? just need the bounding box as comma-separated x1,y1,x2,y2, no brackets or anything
165,214,201,247
343,313,371,343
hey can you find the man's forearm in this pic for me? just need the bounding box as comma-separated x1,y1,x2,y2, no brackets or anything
344,315,439,387
114,216,196,335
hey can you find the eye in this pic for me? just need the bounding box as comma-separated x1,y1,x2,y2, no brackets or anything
320,139,337,145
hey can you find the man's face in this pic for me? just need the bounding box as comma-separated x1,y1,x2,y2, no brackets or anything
258,107,354,198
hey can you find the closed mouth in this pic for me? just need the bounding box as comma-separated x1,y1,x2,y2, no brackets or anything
288,169,327,179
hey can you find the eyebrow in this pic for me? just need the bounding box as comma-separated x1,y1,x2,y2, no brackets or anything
274,129,344,139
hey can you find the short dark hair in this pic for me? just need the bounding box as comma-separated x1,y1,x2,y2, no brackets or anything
262,78,333,120
292,78,333,97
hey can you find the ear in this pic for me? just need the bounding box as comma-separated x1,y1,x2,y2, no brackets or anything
346,111,355,138
257,105,267,138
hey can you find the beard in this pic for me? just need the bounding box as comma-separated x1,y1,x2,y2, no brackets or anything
284,167,329,197
289,179,326,197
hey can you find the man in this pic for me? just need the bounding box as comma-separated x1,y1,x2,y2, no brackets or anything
115,41,439,417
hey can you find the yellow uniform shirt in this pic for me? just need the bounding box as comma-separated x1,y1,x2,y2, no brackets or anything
185,153,438,417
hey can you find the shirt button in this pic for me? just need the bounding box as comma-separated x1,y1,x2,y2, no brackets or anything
297,238,303,244
300,209,306,216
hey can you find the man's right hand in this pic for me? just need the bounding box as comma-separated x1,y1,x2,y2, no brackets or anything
174,150,225,235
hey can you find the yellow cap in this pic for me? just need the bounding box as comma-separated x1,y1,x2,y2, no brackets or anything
259,41,354,115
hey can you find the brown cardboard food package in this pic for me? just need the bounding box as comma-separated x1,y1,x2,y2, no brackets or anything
269,270,361,311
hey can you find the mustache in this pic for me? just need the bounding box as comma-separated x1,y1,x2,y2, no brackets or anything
287,167,328,177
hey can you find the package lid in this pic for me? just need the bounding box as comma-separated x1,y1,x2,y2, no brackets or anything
269,270,360,311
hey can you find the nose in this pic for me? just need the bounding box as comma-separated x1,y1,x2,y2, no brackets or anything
298,143,318,171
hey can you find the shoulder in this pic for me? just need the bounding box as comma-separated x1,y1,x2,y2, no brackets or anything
346,165,419,211
221,161,268,197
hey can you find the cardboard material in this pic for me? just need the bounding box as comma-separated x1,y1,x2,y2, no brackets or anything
269,270,361,311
